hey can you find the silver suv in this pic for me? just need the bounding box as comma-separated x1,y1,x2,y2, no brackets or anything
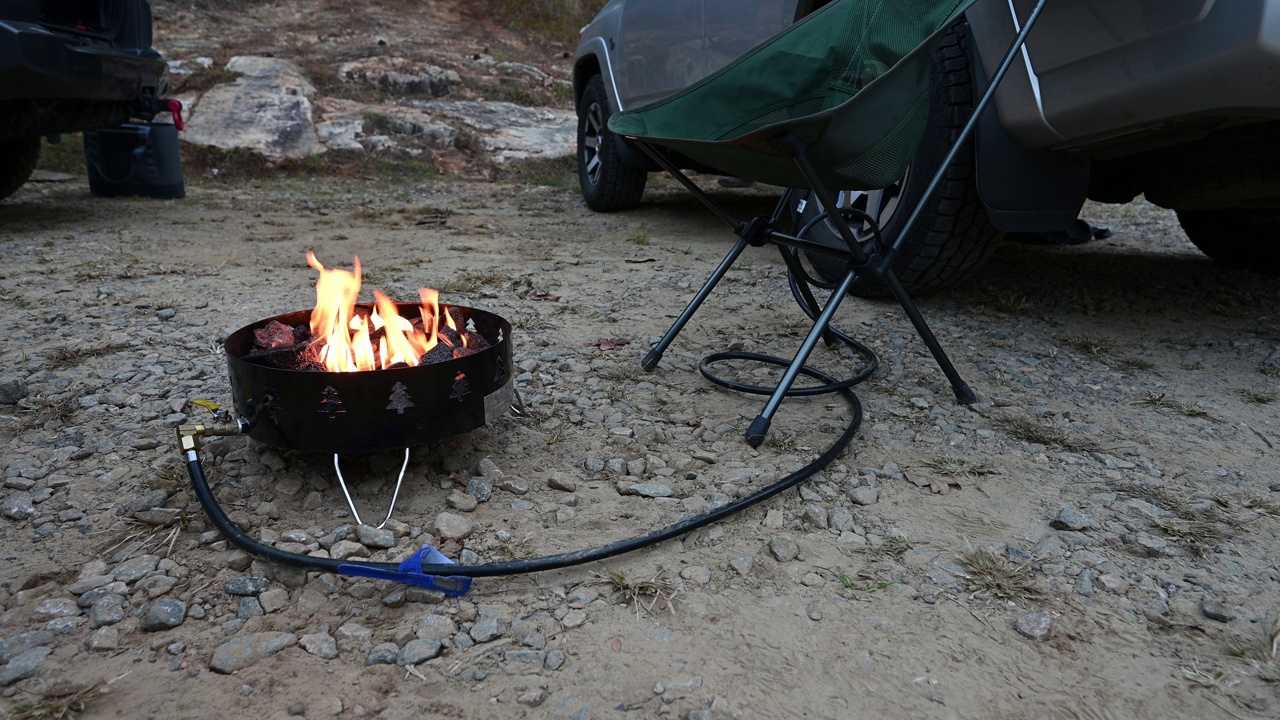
573,0,1280,294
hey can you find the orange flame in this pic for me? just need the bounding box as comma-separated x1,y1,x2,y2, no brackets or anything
306,253,448,372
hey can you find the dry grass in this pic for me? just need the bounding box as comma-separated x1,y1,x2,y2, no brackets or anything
1137,391,1210,418
593,567,677,617
959,549,1042,603
43,342,130,369
469,0,610,46
859,535,912,562
1058,334,1114,361
1153,518,1226,559
924,456,996,479
10,673,129,720
1226,618,1280,682
1238,389,1277,405
994,414,1097,453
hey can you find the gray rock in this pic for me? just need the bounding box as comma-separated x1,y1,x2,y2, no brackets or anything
183,56,321,160
209,631,297,673
329,541,369,561
416,614,458,643
143,600,187,631
497,479,529,495
1050,506,1094,531
335,622,373,650
1015,610,1054,641
847,486,880,506
0,375,28,404
1201,600,1235,623
1,493,35,520
86,626,119,651
1076,569,1095,597
0,631,54,664
446,490,478,512
259,588,290,614
769,536,800,562
467,476,495,503
89,595,126,628
356,524,396,549
517,688,547,707
548,473,577,492
679,566,712,585
584,457,605,473
544,648,567,671
432,512,474,540
399,639,442,665
225,576,270,596
33,598,81,621
113,555,160,583
365,642,399,665
299,632,338,660
469,617,504,643
237,598,265,620
477,457,505,479
134,508,181,526
619,483,673,498
729,556,754,576
0,646,51,686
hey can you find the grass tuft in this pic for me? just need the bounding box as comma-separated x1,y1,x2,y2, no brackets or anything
593,567,677,617
959,549,1042,603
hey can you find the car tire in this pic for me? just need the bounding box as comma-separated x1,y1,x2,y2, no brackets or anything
803,21,1003,297
1176,209,1280,275
0,137,41,201
577,74,647,211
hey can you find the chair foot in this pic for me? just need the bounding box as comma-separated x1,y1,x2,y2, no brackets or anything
641,349,663,372
745,415,771,447
953,382,978,405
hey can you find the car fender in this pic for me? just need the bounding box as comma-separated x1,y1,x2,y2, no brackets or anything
962,16,1088,233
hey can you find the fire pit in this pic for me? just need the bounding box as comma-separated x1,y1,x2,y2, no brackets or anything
213,253,514,528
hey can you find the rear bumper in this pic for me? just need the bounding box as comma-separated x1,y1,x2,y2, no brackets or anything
0,20,165,104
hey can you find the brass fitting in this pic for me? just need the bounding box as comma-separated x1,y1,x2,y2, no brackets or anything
178,422,244,452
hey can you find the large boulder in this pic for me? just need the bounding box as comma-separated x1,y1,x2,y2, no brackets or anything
183,56,322,160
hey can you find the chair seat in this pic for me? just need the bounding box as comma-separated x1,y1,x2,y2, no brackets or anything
608,0,975,190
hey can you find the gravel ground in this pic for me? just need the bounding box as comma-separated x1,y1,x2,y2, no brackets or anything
1,173,1278,719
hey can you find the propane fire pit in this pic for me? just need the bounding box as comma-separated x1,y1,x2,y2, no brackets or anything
220,253,514,528
180,254,866,592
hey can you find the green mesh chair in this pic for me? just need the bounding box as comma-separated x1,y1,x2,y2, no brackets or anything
614,0,1047,446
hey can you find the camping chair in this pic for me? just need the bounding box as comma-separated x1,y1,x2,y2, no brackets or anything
611,0,1047,446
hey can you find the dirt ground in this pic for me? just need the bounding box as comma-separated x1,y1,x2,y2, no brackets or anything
1,2,1279,719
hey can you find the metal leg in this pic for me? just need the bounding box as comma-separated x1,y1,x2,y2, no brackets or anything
643,238,750,370
333,447,411,528
791,153,976,404
746,269,857,447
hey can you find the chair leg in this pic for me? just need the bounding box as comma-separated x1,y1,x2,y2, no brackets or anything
745,269,858,447
642,237,751,371
881,269,977,404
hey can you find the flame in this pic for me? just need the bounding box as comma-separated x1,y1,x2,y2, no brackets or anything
306,253,451,372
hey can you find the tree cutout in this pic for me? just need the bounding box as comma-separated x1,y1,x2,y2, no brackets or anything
318,385,346,417
450,371,470,402
386,382,415,414
260,384,284,421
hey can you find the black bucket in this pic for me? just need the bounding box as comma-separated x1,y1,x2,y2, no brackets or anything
83,121,185,199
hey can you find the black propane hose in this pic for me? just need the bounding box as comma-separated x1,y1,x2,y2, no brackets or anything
183,363,863,581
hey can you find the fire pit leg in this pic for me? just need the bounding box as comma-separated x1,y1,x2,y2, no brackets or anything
333,447,411,528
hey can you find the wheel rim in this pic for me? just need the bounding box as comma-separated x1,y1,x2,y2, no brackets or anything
824,169,908,240
581,100,605,186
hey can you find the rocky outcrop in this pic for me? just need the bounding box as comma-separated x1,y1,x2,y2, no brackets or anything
176,55,574,167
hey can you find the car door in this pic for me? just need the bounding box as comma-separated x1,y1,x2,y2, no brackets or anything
617,0,706,110
702,0,798,75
